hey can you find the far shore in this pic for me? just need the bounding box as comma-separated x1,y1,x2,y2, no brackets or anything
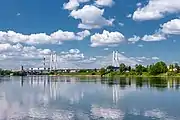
2,74,180,78
49,74,101,77
37,74,180,78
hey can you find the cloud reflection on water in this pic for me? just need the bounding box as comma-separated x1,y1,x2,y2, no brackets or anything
91,104,125,120
0,76,179,120
0,76,135,120
144,109,176,120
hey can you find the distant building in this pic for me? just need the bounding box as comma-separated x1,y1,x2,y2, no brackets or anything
69,69,77,73
167,65,178,72
28,68,48,71
27,67,49,74
169,68,178,72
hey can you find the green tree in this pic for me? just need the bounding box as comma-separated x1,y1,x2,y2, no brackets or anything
0,69,12,76
100,68,106,76
106,65,114,72
119,63,126,73
79,69,87,73
149,61,168,75
127,66,131,71
135,64,146,75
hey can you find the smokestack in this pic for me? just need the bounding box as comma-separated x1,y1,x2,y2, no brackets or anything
50,53,53,71
115,51,119,67
53,54,56,70
115,51,118,61
43,57,46,70
21,65,24,71
112,51,115,66
54,54,57,70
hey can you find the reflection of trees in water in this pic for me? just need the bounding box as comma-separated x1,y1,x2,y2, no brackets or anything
148,77,180,90
100,77,180,91
149,77,168,90
175,78,180,90
119,77,127,89
135,77,150,89
0,76,11,83
167,77,180,90
101,77,132,89
135,77,143,88
101,77,114,86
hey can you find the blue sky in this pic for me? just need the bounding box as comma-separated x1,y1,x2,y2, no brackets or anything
0,0,180,69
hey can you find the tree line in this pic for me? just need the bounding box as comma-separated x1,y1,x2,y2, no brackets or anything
0,61,180,76
0,69,12,76
100,61,180,76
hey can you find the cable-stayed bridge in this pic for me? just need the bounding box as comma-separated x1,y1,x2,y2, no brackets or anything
50,51,138,69
84,51,138,69
21,51,138,74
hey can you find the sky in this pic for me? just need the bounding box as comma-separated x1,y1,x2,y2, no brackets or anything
0,0,180,69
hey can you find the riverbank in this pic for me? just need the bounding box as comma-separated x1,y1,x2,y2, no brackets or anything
2,72,180,78
103,72,180,78
48,73,180,78
3,74,180,78
49,74,101,77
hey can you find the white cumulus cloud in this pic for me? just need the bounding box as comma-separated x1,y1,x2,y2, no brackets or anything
63,0,90,10
142,33,166,41
126,14,132,18
90,30,125,47
136,2,142,7
152,56,159,60
0,43,51,58
161,19,180,35
119,22,124,26
133,0,180,21
137,44,143,47
69,49,80,54
128,35,140,43
60,51,84,62
140,18,180,42
95,0,114,7
0,30,90,45
76,30,91,40
104,48,109,51
70,5,114,29
0,43,52,69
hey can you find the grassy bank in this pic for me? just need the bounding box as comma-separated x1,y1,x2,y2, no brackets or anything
49,74,101,77
49,71,101,77
103,72,180,78
47,71,180,78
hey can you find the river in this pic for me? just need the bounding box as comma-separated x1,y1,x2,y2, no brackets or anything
0,76,180,120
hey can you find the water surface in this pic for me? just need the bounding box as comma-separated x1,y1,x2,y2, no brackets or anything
0,76,180,120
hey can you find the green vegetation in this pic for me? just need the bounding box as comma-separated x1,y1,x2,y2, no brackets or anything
49,69,101,76
101,61,180,77
1,61,180,77
0,69,12,76
0,69,27,76
48,61,180,77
